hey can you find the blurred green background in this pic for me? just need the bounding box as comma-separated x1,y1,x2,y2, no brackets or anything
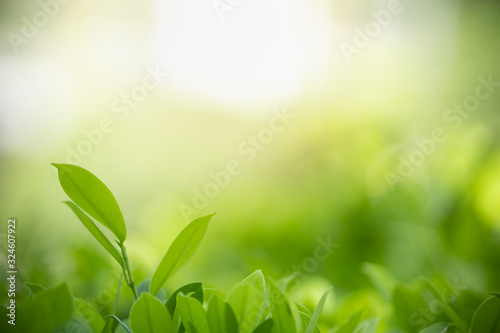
1,0,500,330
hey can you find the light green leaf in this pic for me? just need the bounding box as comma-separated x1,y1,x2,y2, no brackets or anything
268,279,296,333
52,163,127,242
207,294,238,333
75,298,106,332
176,293,210,333
305,287,331,333
418,322,453,333
150,213,215,296
295,303,312,317
65,201,124,268
469,296,500,333
361,262,398,300
298,312,320,333
130,293,173,333
334,310,365,333
227,270,267,333
354,318,380,333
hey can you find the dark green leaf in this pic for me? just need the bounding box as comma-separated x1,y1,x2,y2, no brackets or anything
470,296,500,333
166,282,204,316
253,319,273,333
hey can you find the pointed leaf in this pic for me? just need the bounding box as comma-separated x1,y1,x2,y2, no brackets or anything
53,163,127,241
305,287,331,333
150,213,215,296
227,270,267,333
65,201,124,268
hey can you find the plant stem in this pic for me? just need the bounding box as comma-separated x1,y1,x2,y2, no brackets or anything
119,242,138,300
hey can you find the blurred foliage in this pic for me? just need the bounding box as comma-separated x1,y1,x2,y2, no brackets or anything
1,0,500,331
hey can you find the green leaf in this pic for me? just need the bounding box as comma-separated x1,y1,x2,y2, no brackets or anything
419,278,466,332
24,282,46,298
418,322,453,333
75,298,106,332
268,279,296,333
305,287,331,333
166,282,204,316
334,310,365,333
470,296,500,333
355,318,380,333
361,262,398,300
150,213,215,296
392,283,428,332
176,293,211,333
65,201,124,268
298,312,320,333
227,270,267,333
207,294,238,333
52,163,127,242
295,303,312,317
253,319,274,333
20,282,74,332
130,293,173,333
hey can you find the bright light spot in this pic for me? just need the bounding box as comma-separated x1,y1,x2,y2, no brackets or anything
150,0,333,108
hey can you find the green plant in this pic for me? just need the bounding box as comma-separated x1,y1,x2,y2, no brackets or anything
2,164,498,333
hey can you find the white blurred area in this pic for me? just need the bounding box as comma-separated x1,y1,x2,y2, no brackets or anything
0,0,462,152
